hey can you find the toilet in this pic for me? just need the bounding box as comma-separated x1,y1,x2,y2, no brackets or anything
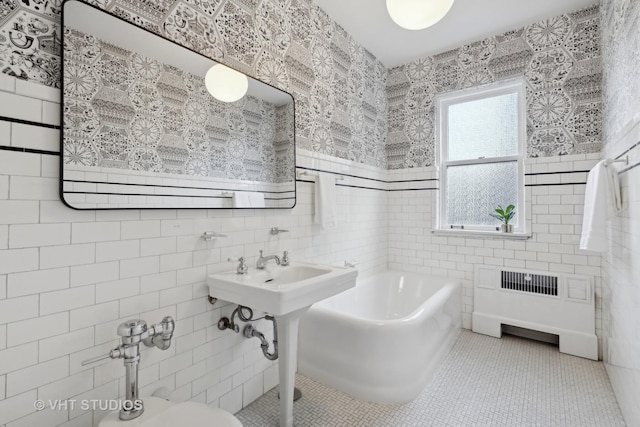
98,396,243,427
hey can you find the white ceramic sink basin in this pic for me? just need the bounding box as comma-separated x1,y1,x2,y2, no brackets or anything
264,265,331,285
207,261,357,316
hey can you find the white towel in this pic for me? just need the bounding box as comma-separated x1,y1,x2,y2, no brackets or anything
580,160,620,252
314,173,337,229
232,192,251,208
248,192,265,208
232,191,265,208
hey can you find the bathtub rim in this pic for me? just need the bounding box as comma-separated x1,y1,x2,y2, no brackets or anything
309,271,461,324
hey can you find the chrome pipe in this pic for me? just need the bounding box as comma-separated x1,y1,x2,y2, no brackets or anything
121,347,143,421
143,316,175,350
243,315,278,361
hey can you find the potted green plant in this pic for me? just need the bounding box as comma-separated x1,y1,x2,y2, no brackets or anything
490,204,515,233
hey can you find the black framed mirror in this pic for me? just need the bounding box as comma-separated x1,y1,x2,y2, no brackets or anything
60,0,295,209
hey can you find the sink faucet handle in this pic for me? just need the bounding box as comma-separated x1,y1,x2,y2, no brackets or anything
282,250,290,266
228,256,249,275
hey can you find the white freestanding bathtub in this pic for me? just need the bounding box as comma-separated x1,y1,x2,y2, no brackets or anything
298,271,461,404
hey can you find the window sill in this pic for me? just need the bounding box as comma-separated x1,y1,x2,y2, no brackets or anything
432,229,531,240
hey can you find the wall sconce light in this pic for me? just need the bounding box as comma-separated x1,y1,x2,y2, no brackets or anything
386,0,455,30
205,63,248,103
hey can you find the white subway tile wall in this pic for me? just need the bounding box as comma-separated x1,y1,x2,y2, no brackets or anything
387,154,603,350
11,123,60,152
600,1,640,424
0,91,42,122
604,151,640,423
0,74,388,426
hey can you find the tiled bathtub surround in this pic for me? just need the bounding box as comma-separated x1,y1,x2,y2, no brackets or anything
600,0,640,425
388,154,603,342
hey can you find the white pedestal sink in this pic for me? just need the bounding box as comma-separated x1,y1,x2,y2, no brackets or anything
207,262,357,427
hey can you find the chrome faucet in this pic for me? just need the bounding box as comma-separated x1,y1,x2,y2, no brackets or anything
256,250,280,269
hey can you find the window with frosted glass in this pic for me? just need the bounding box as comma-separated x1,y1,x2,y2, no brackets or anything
438,81,524,231
446,162,519,226
448,93,519,161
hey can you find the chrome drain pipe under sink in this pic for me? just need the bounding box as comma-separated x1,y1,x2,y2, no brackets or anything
243,314,278,360
217,304,279,361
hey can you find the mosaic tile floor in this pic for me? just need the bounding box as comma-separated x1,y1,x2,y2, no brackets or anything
236,330,626,426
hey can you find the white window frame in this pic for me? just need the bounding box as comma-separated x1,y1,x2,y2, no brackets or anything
435,78,526,234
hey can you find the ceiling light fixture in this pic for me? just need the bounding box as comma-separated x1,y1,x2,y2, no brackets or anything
386,0,455,30
205,63,248,103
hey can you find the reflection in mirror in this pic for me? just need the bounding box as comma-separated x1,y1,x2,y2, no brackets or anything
61,0,295,209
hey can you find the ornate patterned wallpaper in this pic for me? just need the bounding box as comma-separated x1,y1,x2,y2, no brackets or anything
386,4,602,169
0,1,604,171
601,0,640,144
0,0,388,169
63,27,292,183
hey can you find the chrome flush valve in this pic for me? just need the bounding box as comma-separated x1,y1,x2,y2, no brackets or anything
81,316,176,421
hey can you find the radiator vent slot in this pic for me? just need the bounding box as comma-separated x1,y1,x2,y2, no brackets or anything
501,271,558,296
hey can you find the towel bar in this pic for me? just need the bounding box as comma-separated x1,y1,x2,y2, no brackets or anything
604,156,628,167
